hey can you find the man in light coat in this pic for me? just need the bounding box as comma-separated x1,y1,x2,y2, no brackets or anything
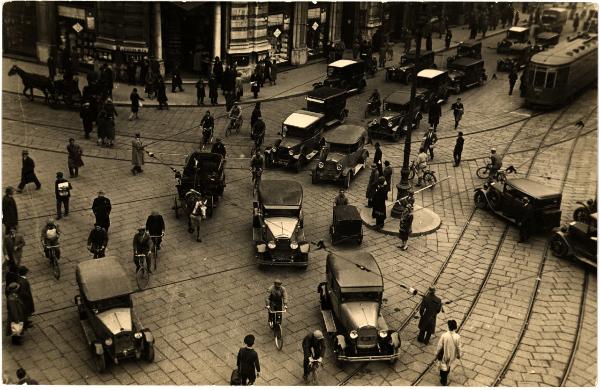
436,319,463,386
131,133,145,175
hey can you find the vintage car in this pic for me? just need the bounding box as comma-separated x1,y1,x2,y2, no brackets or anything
497,26,530,54
368,90,423,141
320,59,367,93
385,49,436,84
446,40,482,67
447,57,487,94
330,205,363,245
252,180,310,267
318,252,400,364
497,44,532,72
75,258,154,373
534,32,560,49
312,125,369,187
305,87,349,128
550,213,597,268
540,7,568,33
173,151,225,218
474,178,562,232
265,110,325,172
416,69,451,111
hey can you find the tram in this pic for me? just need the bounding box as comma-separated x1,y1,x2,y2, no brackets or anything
524,33,597,108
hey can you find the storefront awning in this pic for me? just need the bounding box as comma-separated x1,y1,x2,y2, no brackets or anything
171,2,206,12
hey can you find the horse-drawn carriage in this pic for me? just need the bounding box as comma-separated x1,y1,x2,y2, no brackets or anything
49,78,83,108
8,64,83,108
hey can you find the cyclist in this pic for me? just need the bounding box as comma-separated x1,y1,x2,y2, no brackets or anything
41,218,61,261
489,148,503,180
145,211,165,250
228,104,242,130
132,226,152,273
334,189,349,206
87,224,108,258
211,138,227,159
367,89,381,114
200,110,214,145
251,116,266,148
302,330,326,382
265,279,288,328
415,147,429,187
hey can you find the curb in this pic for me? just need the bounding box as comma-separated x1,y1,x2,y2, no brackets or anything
359,201,442,237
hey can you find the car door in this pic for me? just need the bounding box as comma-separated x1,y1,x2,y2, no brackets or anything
502,184,524,218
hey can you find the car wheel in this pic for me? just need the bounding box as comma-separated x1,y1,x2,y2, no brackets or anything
474,191,488,209
423,172,437,188
344,172,353,189
94,351,107,373
550,234,569,258
143,342,155,362
573,208,590,224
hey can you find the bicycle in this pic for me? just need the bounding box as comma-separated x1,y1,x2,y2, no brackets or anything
252,168,263,195
43,243,61,280
201,126,214,150
149,233,164,271
407,161,437,188
225,116,243,137
250,133,264,156
267,306,287,350
306,357,322,385
134,253,150,290
476,161,517,182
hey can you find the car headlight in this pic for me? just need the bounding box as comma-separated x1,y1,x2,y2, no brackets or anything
318,162,324,169
290,241,299,250
271,147,276,152
268,241,276,249
378,330,388,338
105,338,113,346
388,121,393,128
337,164,343,171
289,149,294,155
134,332,143,339
349,330,358,339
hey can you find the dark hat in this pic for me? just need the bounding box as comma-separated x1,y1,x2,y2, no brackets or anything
18,266,29,276
56,172,63,178
378,176,385,184
22,150,29,155
5,186,15,195
69,137,75,142
135,132,141,137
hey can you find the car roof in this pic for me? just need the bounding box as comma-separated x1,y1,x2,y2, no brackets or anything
283,110,324,128
506,178,562,199
307,87,346,100
259,180,302,206
334,205,361,221
324,125,366,144
459,40,481,48
536,32,560,40
385,90,411,105
328,59,358,68
328,252,383,289
450,57,484,67
509,26,529,33
530,35,597,66
76,257,134,302
545,7,567,13
417,69,447,78
404,49,434,57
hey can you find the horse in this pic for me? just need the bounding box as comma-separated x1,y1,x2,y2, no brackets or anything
8,65,53,103
185,190,208,242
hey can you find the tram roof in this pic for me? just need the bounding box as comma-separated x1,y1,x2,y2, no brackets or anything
530,34,597,66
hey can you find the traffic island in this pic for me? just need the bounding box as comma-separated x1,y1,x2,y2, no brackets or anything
359,200,441,237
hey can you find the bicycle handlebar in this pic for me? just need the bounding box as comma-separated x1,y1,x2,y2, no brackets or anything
149,233,164,238
266,306,287,314
43,244,60,248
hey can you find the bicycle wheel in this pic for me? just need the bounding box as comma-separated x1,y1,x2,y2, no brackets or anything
274,324,283,350
136,267,150,290
423,172,437,188
476,166,490,179
52,256,61,280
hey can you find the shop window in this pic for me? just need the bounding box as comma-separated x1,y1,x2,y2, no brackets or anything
307,3,330,58
267,3,292,64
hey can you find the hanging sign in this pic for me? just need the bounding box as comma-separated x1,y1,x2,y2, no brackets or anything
273,28,281,38
312,22,319,30
72,22,84,33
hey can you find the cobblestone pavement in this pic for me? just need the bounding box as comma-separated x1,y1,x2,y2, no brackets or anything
2,21,597,386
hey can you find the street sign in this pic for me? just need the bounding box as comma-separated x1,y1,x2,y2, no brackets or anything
72,22,83,33
273,28,281,38
312,22,319,31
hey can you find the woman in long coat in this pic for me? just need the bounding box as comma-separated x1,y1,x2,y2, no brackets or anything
372,177,388,229
96,110,108,146
365,164,380,207
208,75,218,105
131,133,145,175
270,59,278,85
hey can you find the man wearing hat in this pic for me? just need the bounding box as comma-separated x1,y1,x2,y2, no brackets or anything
372,176,388,229
17,150,41,193
236,334,260,385
397,201,414,250
518,196,534,243
422,127,438,160
54,172,72,220
211,137,227,159
489,147,503,180
3,187,18,232
334,189,349,206
417,286,442,345
4,227,25,267
87,224,108,258
373,142,383,176
265,279,288,328
79,101,95,139
92,191,112,232
67,138,84,178
365,164,380,208
132,133,145,175
302,329,326,381
133,226,152,272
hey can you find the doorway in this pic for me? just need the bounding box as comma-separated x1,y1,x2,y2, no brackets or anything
341,3,357,49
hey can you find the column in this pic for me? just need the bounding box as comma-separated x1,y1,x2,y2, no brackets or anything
36,2,56,62
291,2,308,65
214,2,222,61
329,2,343,43
153,3,164,76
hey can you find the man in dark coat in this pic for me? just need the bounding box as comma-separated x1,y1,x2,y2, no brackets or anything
302,330,326,382
422,127,438,160
428,101,442,131
372,177,388,229
213,56,224,86
208,75,218,105
211,138,227,159
16,266,34,319
237,334,260,385
508,68,518,95
139,57,149,86
80,102,95,139
365,164,380,208
87,224,108,258
3,187,18,231
397,201,414,250
92,190,112,232
453,132,464,167
127,58,137,85
518,197,534,243
383,161,393,199
6,283,26,339
17,150,41,192
146,211,165,250
156,78,168,110
417,286,442,344
4,228,25,266
54,172,72,220
451,98,464,129
47,55,56,80
100,63,114,99
67,138,84,177
251,103,262,131
196,79,205,105
171,65,184,92
374,142,383,176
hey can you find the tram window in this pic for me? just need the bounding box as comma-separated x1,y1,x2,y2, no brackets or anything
556,68,569,87
545,72,556,88
533,70,546,88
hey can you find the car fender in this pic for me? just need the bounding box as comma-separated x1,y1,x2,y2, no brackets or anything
474,188,491,205
342,166,353,177
299,241,310,254
142,330,154,345
93,342,104,355
336,335,347,351
389,331,400,348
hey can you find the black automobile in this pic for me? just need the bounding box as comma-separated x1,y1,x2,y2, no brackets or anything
319,59,367,93
416,69,451,111
265,110,325,172
497,27,531,54
330,205,363,245
446,40,482,67
474,178,562,232
550,213,597,268
447,57,487,94
318,252,401,364
305,87,349,128
75,258,155,373
252,180,310,267
534,32,560,49
385,49,435,84
312,125,369,188
497,44,532,72
368,91,423,141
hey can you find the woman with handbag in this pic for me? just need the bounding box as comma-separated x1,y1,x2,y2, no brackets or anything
435,320,462,386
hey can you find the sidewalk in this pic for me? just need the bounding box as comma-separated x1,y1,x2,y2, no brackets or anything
3,18,526,108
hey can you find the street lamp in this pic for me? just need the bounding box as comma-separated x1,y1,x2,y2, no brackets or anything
391,5,437,218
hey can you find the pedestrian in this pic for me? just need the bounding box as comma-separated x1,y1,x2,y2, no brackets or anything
445,29,452,49
79,102,94,139
4,228,25,267
256,60,265,88
453,132,464,167
425,32,433,51
47,54,56,81
236,334,260,386
436,319,463,386
352,37,361,59
213,56,224,86
15,368,38,385
15,266,34,319
302,330,326,382
573,13,580,31
3,187,18,232
127,58,137,85
250,70,261,99
334,189,349,206
508,69,518,95
263,58,273,85
270,58,278,85
87,224,108,258
104,110,116,148
129,88,144,120
156,78,169,110
250,102,261,132
54,172,72,220
518,197,534,243
422,127,438,160
374,142,383,176
397,201,413,250
131,133,145,175
417,286,442,344
92,190,112,232
514,10,520,26
100,63,114,99
451,98,464,129
6,283,26,342
208,75,218,105
139,57,149,86
404,31,412,53
372,177,388,229
235,76,243,101
365,164,379,208
383,160,393,199
96,110,109,146
66,138,83,178
195,79,205,105
171,65,184,92
428,100,442,131
17,150,41,193
378,43,387,68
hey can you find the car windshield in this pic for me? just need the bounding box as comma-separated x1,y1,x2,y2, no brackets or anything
263,207,299,218
542,15,557,23
507,30,525,40
283,125,310,138
89,295,131,312
329,142,356,154
341,292,381,302
384,102,408,112
327,67,342,77
457,46,475,56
